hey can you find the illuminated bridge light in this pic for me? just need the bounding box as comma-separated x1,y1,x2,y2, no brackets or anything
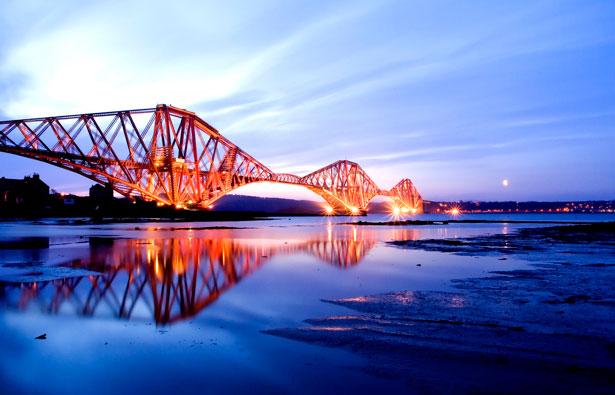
449,207,461,216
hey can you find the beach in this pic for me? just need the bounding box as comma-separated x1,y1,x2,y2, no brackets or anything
0,215,613,393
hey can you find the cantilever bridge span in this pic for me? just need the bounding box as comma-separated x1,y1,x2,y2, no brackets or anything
0,104,422,214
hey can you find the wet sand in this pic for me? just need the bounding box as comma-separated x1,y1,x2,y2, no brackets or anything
265,223,615,393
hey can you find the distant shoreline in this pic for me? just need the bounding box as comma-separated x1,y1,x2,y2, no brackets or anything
346,218,615,226
0,213,612,226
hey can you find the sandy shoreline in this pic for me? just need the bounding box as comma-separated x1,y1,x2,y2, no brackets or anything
265,223,615,393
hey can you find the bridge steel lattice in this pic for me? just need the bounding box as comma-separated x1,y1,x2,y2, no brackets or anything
0,104,422,214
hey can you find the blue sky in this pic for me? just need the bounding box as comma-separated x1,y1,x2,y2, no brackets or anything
0,0,613,201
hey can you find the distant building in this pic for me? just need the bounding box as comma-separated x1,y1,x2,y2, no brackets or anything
0,174,49,208
61,195,77,206
89,183,114,202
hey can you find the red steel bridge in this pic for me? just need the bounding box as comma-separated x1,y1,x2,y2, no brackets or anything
0,104,422,214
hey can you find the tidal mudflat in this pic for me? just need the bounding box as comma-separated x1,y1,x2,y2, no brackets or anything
0,215,613,393
267,222,615,393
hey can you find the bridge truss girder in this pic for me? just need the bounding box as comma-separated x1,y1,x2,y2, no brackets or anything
0,104,423,214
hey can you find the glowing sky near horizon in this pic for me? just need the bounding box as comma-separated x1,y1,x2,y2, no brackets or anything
0,0,613,201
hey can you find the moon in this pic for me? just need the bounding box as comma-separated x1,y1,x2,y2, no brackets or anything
502,179,509,187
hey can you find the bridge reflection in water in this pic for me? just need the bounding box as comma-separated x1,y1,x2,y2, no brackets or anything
0,227,418,324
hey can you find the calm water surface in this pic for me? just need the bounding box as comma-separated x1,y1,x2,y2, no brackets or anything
0,214,612,394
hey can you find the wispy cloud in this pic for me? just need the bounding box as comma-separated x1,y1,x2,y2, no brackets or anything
496,111,615,129
357,133,601,163
0,0,613,199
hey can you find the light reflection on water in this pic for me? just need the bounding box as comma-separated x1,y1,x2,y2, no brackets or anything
0,215,594,394
2,212,606,327
0,225,421,325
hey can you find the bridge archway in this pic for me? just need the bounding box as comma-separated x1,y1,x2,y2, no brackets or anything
208,181,332,213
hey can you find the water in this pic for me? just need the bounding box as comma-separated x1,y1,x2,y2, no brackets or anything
0,214,612,394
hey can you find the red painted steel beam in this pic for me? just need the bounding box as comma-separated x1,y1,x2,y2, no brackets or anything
0,104,423,214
